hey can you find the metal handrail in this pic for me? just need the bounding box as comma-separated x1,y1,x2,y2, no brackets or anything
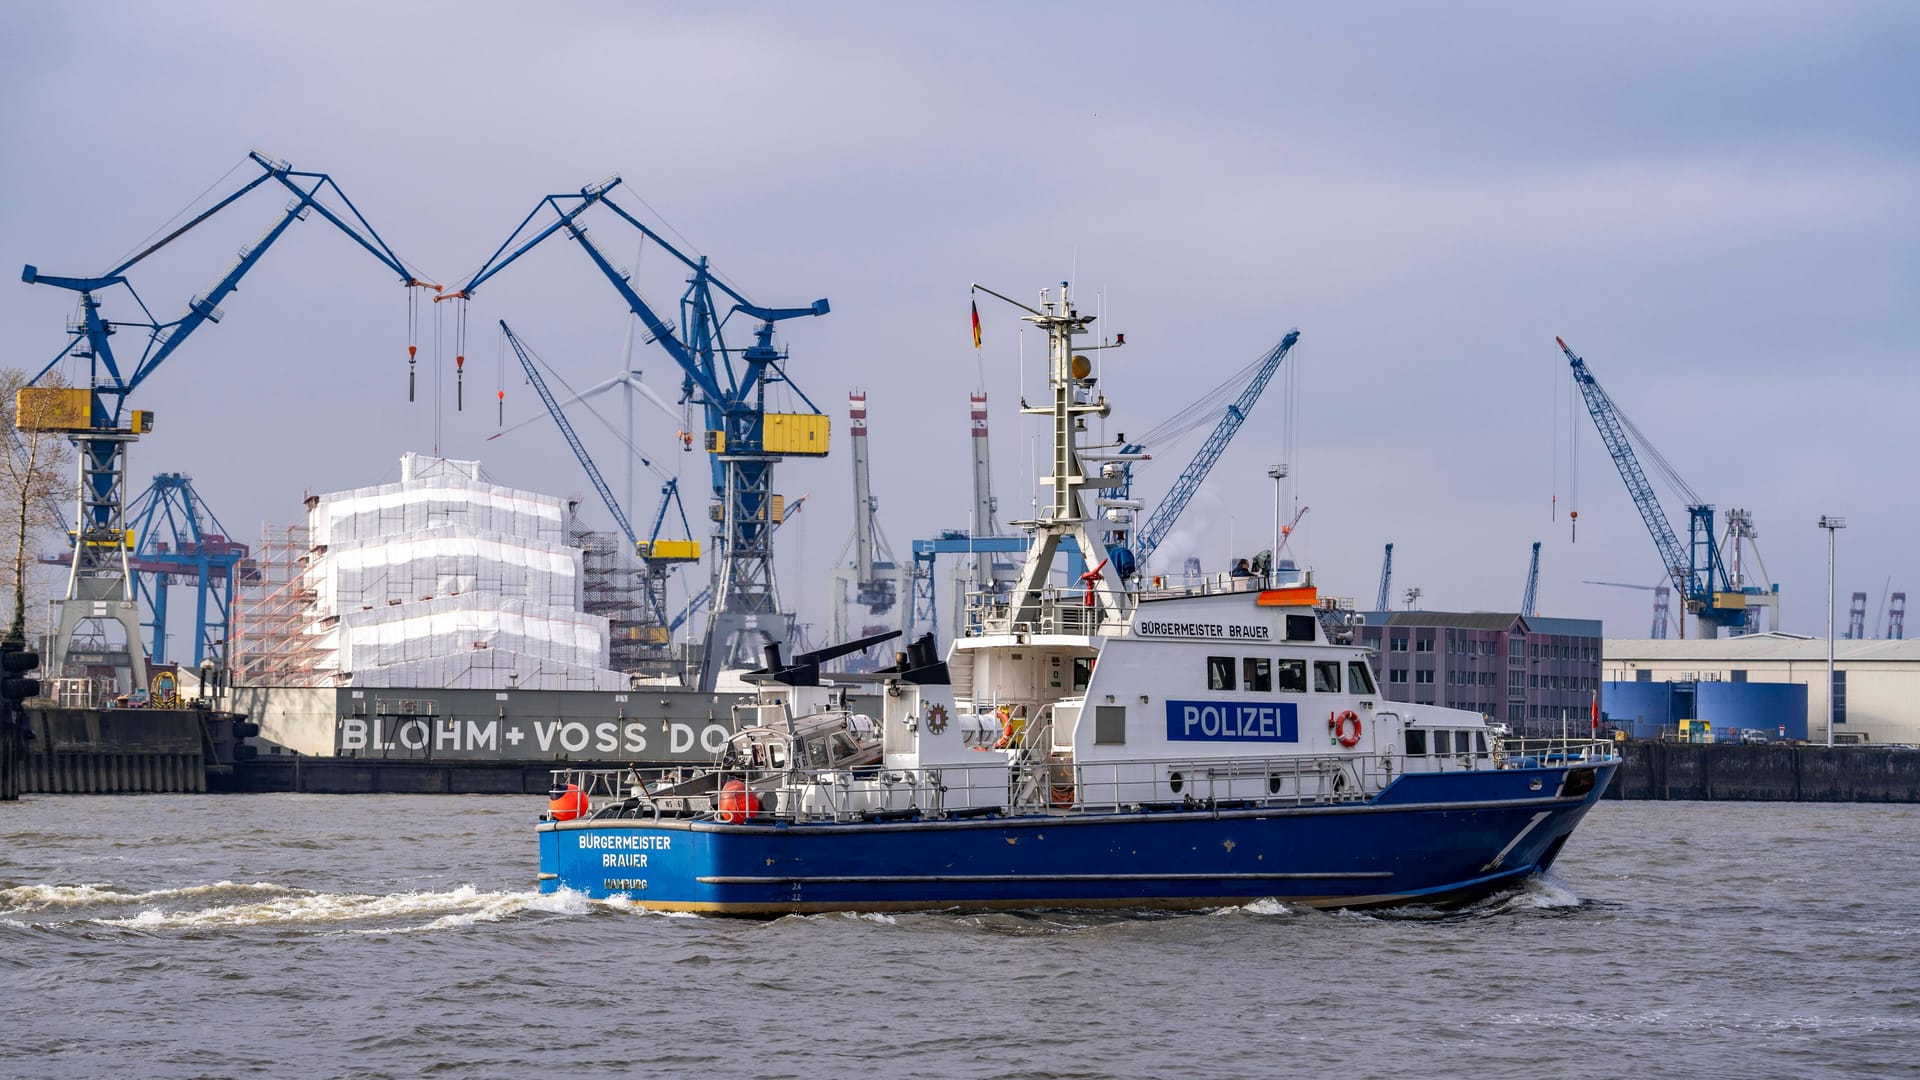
546,738,1617,826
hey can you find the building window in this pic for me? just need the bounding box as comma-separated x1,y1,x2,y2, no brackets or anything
1207,656,1235,691
1389,670,1409,684
1833,670,1847,724
1416,637,1434,653
1415,670,1434,685
1390,636,1409,652
1243,657,1272,693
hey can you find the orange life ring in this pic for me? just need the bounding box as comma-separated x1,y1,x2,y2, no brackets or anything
1329,710,1363,748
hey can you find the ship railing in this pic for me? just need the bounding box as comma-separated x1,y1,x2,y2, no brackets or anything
966,586,1103,637
1492,736,1619,769
546,765,720,820
545,735,1620,825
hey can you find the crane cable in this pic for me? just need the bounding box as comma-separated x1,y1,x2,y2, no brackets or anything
454,299,468,412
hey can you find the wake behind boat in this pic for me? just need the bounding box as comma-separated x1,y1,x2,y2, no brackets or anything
535,281,1618,915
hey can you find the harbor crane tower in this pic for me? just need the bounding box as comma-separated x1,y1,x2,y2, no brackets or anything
19,149,428,691
830,391,909,658
447,177,830,689
1555,337,1776,638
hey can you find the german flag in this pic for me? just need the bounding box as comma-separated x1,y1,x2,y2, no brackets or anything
971,299,982,349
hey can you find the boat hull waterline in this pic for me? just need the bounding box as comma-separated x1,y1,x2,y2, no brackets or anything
538,762,1615,914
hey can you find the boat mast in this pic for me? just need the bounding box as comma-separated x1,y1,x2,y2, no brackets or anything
995,280,1130,630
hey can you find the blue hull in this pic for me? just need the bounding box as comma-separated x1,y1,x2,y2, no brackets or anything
537,762,1615,915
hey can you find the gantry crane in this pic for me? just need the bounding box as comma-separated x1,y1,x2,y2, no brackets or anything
1846,592,1868,640
1123,330,1300,574
40,473,258,670
1555,337,1749,638
19,149,429,689
445,176,829,689
1888,593,1906,640
499,322,698,671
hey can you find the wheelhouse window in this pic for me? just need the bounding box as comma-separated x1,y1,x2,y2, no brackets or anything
1454,731,1472,754
1243,657,1272,693
1347,661,1377,695
1313,660,1341,693
1276,659,1307,693
1207,656,1236,691
1405,729,1428,755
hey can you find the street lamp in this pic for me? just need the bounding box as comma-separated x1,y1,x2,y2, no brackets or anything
1819,515,1846,747
1267,464,1287,583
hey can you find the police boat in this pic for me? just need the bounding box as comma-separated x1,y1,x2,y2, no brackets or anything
535,281,1619,915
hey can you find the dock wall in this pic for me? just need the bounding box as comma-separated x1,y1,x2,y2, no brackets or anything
1607,741,1920,802
18,707,210,794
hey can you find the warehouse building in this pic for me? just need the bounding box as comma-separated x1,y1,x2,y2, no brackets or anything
1603,634,1920,745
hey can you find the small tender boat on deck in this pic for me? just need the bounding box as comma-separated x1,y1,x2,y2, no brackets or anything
535,282,1618,915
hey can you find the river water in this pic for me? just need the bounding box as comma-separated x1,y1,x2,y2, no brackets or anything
2,795,1913,1079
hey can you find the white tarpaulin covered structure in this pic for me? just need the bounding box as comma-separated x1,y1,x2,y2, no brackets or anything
300,454,630,691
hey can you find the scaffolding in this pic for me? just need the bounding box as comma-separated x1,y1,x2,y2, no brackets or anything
230,454,633,691
572,517,649,672
231,523,323,686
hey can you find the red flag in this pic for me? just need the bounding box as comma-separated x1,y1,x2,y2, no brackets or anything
1590,693,1599,732
971,299,981,349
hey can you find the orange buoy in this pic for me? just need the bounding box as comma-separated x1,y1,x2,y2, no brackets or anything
717,779,761,823
547,783,589,821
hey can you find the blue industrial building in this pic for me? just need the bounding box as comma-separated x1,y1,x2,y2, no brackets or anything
1601,679,1808,741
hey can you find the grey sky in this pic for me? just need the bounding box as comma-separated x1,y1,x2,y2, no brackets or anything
2,1,1913,645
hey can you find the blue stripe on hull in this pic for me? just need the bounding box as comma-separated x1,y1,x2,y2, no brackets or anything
538,763,1614,915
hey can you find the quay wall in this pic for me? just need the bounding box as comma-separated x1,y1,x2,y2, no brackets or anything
18,707,210,794
1607,742,1920,802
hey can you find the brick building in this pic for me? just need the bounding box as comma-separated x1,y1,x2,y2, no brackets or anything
1356,611,1603,734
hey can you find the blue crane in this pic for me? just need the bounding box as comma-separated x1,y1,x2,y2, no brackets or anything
123,474,256,669
41,474,258,668
1376,543,1394,611
21,149,428,682
499,321,700,664
1123,330,1299,572
1521,541,1541,617
909,532,1033,647
446,176,829,685
1556,337,1740,637
500,321,641,546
